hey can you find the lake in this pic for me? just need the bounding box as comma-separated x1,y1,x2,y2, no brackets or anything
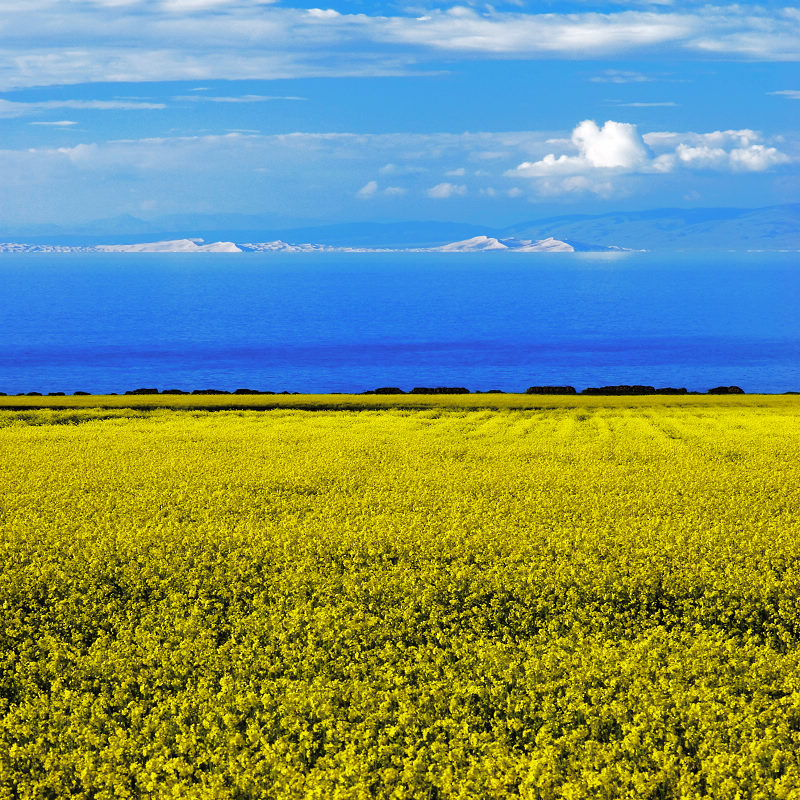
1,250,798,394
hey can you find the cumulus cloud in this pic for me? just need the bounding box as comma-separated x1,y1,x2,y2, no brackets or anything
509,120,792,188
573,120,649,168
356,180,379,198
426,182,467,199
673,143,790,171
644,129,763,150
306,8,341,19
356,180,407,198
643,128,791,171
0,3,799,88
511,120,650,177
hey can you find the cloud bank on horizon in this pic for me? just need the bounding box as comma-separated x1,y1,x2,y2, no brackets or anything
0,0,797,226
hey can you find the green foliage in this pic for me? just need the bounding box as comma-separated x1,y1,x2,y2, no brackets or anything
1,400,799,798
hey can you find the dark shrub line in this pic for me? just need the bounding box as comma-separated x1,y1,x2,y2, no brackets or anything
0,384,757,397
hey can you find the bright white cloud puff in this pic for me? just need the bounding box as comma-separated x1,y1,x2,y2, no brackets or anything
510,120,650,176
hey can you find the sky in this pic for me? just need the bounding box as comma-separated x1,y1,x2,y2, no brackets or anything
0,0,798,228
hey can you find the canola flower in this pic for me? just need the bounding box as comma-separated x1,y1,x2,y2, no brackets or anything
1,397,799,798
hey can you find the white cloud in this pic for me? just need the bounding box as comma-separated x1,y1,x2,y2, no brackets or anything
445,167,466,176
306,8,341,19
8,127,795,182
174,94,305,103
730,146,790,171
160,0,279,9
675,143,790,171
48,99,165,110
509,120,792,186
356,180,379,197
651,129,795,176
573,120,649,168
647,128,762,148
511,120,649,177
378,162,427,175
380,8,696,55
617,101,678,107
591,69,655,83
29,120,78,126
0,125,795,220
769,90,800,100
538,175,617,197
356,180,406,198
0,98,165,117
426,182,467,199
0,4,798,89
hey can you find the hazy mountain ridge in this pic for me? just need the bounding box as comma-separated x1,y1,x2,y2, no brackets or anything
0,236,587,254
504,205,800,251
434,236,583,253
0,204,796,251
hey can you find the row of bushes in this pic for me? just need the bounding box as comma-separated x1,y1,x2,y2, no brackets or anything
0,388,300,397
1,384,748,397
367,385,747,395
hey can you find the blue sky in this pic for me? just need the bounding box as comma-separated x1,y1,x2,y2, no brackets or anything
0,0,798,227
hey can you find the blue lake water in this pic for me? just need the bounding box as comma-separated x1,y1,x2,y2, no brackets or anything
1,251,798,394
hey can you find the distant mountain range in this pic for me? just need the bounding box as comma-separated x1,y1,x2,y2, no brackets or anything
0,235,600,254
504,204,800,251
0,204,797,250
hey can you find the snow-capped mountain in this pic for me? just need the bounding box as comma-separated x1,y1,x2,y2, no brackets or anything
97,239,242,253
0,234,613,254
436,235,510,252
435,235,575,252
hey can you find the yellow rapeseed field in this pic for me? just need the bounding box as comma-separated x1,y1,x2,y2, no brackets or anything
1,396,799,799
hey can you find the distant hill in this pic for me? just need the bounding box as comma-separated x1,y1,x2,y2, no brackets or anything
236,221,489,248
0,219,488,248
0,236,611,255
434,236,595,253
502,205,800,251
1,204,797,250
